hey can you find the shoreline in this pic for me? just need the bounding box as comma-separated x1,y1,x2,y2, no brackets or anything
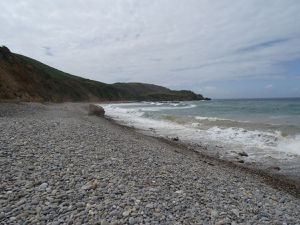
1,102,300,224
100,102,300,193
105,115,300,198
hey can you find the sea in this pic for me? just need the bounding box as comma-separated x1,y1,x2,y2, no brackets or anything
100,98,300,181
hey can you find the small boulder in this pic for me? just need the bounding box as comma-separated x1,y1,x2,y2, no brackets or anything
88,104,105,117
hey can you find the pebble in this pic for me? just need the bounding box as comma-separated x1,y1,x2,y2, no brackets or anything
175,190,183,194
128,217,136,224
211,209,218,218
9,217,17,222
101,220,110,225
232,209,239,217
122,210,130,217
81,180,98,190
145,203,154,209
0,212,5,220
38,183,48,190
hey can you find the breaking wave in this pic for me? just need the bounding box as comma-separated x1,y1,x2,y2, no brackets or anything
101,102,300,157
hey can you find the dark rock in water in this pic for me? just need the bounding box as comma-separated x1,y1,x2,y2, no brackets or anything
238,160,245,163
204,160,215,166
238,151,248,157
149,128,156,133
172,137,179,141
88,104,105,117
268,166,281,171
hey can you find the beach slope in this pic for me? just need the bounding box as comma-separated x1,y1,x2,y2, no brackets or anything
0,103,299,224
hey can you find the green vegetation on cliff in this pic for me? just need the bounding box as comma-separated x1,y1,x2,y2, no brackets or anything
0,46,208,102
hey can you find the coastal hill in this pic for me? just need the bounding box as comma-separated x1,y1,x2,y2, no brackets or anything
0,46,208,102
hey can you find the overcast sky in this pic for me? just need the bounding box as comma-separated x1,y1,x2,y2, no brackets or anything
1,0,300,98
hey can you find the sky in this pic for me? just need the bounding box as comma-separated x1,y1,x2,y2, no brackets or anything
1,0,300,98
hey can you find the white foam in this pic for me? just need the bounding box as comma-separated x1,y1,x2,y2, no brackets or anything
102,102,196,116
206,126,281,149
101,103,300,158
277,135,300,155
195,116,248,123
149,102,164,106
196,116,226,122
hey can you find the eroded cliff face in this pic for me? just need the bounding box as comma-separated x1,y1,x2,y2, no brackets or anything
0,46,121,102
0,46,50,101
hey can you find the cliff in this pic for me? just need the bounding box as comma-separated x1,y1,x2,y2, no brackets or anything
0,46,208,102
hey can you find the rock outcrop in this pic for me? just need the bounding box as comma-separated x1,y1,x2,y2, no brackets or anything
88,104,105,117
0,46,12,60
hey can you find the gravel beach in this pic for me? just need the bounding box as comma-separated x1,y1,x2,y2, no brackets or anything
0,103,300,225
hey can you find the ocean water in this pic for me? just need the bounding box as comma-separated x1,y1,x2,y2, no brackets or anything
100,98,300,178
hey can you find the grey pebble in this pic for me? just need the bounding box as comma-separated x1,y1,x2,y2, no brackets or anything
38,183,48,190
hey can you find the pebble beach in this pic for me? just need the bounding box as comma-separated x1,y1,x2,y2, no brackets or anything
0,103,300,225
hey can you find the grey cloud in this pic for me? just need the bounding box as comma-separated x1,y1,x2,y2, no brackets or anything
236,38,289,53
0,0,300,97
